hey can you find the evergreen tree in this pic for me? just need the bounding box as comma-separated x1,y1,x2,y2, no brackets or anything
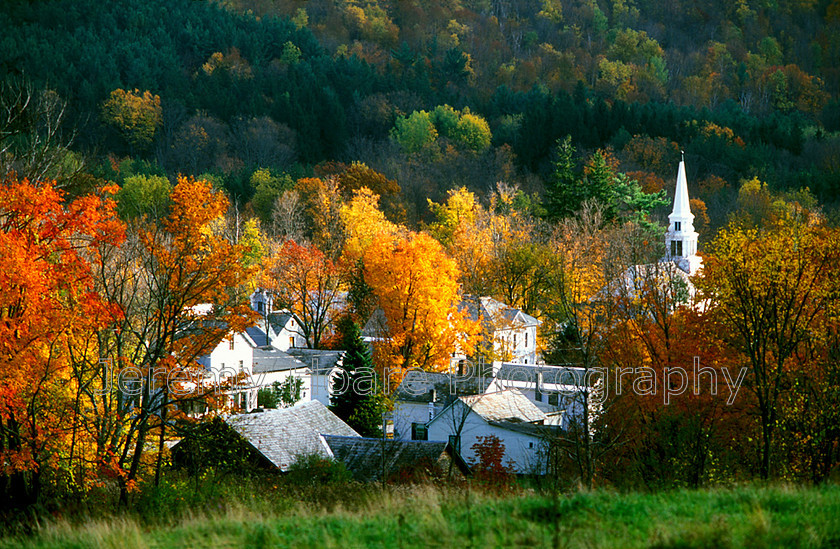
330,319,386,437
543,135,582,221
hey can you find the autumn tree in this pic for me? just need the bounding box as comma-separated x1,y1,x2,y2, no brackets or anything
0,175,124,507
0,81,84,190
363,232,480,377
101,89,163,153
695,218,840,479
262,239,345,348
544,203,636,488
89,177,256,501
115,174,172,220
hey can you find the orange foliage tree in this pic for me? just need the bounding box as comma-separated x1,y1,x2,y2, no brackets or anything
362,232,480,378
0,175,124,506
262,239,345,348
88,176,256,500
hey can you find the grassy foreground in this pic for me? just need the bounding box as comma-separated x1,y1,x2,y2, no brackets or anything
2,482,840,548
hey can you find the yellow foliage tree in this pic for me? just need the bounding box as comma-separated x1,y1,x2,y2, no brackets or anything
341,187,401,261
363,232,481,378
101,89,162,152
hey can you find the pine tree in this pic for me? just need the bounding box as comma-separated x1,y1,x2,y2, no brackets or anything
543,135,582,220
330,319,386,437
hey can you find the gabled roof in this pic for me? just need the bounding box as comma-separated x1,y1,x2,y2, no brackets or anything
450,388,546,424
286,348,345,375
226,401,359,471
252,346,308,374
321,435,470,482
394,369,494,405
460,296,540,332
361,307,389,340
268,311,296,333
245,323,272,348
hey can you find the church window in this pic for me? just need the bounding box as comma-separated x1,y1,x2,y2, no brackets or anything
675,222,681,231
670,240,683,256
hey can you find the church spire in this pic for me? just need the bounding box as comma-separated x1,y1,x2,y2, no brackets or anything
665,154,702,274
671,152,692,222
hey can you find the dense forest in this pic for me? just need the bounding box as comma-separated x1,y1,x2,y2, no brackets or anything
2,0,839,228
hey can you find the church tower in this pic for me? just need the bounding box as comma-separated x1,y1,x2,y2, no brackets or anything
665,154,702,274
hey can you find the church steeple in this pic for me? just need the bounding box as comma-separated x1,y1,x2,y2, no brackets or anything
665,153,702,274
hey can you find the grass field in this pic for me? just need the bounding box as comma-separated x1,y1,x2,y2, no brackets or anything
2,482,839,548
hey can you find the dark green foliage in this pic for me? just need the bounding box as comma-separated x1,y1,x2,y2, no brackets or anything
257,378,304,409
171,417,266,475
329,321,387,438
285,454,352,487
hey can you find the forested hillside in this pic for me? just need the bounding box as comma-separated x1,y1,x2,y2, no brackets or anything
2,0,839,227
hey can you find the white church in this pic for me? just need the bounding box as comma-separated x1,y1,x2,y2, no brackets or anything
616,154,703,307
664,154,703,276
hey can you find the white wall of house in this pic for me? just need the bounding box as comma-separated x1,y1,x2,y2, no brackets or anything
257,368,312,404
201,332,254,380
272,318,306,351
426,401,543,474
310,369,343,407
392,400,439,440
494,326,538,364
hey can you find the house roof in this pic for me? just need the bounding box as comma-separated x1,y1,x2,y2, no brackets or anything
361,307,389,340
459,296,540,332
455,388,546,424
252,346,308,374
268,311,295,333
226,401,360,471
321,435,469,482
494,363,589,388
487,420,561,438
245,323,272,348
394,369,494,404
286,348,345,375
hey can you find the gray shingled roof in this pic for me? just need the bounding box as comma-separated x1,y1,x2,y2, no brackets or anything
252,347,307,374
226,401,360,471
286,349,345,375
487,420,561,437
245,323,272,348
394,370,494,405
322,435,469,482
494,363,589,388
458,388,546,423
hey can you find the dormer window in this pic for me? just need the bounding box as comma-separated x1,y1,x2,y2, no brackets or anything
674,221,681,232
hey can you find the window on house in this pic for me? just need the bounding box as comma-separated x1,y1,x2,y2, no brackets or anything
448,435,461,454
548,393,559,406
229,338,235,350
514,334,517,347
411,423,428,441
289,336,295,348
257,301,264,313
525,332,528,347
675,221,681,231
239,360,244,372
